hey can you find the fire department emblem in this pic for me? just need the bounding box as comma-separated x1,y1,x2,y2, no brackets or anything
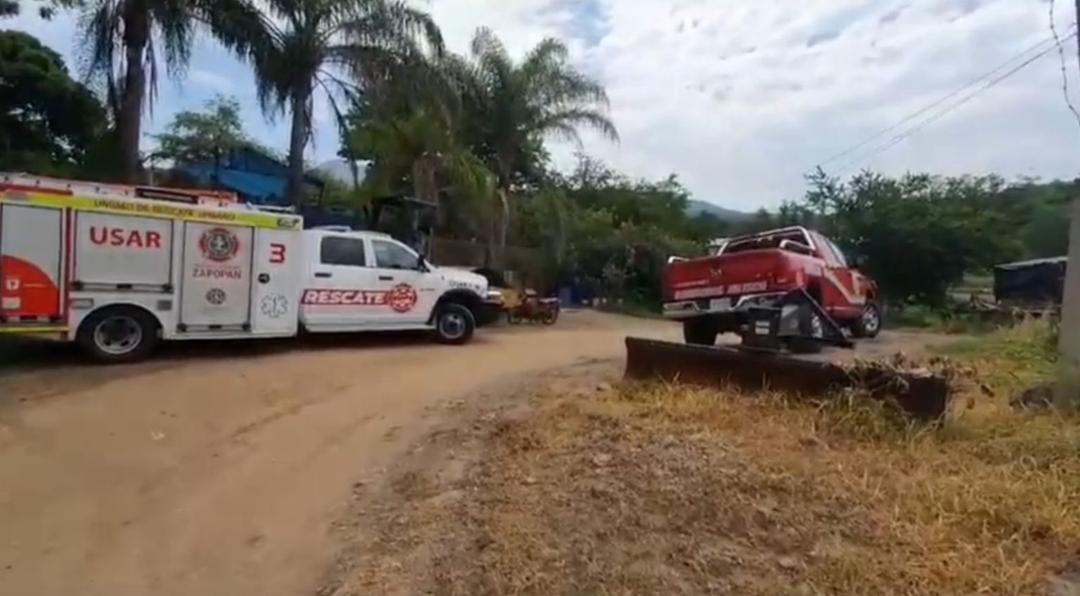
387,283,418,313
206,288,227,305
199,227,239,262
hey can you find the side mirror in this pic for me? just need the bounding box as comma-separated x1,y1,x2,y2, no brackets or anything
415,255,430,272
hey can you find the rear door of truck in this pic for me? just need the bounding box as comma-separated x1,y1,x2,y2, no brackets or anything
0,198,66,331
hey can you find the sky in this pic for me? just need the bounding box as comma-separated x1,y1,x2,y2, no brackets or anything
6,0,1080,211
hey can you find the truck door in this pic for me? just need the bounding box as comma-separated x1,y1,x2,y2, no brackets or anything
178,222,254,332
368,238,439,325
300,234,382,329
250,228,301,336
1,203,64,326
814,233,863,319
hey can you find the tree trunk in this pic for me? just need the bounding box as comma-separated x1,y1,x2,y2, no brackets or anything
285,90,309,205
117,3,150,183
411,157,438,258
486,158,513,268
496,187,510,265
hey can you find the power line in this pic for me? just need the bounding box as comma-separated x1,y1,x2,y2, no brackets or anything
1049,0,1080,132
829,28,1079,177
811,30,1072,175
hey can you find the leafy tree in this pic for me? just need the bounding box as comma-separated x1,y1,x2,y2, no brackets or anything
1,0,62,18
803,168,1021,304
1003,178,1077,259
0,30,105,173
245,0,443,204
445,29,618,263
74,0,263,182
152,95,247,181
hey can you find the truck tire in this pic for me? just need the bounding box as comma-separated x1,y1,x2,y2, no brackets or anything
851,303,883,339
789,306,824,355
683,318,718,346
434,303,475,345
77,306,160,363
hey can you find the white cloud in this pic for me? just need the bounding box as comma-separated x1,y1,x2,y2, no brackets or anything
188,69,235,94
6,0,1080,211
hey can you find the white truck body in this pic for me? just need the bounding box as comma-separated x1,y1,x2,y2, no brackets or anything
0,174,495,359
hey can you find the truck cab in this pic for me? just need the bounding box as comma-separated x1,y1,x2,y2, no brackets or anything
298,227,500,342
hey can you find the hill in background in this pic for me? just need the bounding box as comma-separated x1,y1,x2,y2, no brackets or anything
686,199,751,222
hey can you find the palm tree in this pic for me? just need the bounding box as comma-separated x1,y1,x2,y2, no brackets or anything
77,0,262,182
446,28,619,264
246,0,442,203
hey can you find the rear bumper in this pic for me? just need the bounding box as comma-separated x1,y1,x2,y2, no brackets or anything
662,291,788,320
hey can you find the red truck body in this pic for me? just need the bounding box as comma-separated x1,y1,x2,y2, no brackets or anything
662,227,880,339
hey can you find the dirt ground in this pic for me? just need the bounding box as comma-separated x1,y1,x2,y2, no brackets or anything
0,312,954,596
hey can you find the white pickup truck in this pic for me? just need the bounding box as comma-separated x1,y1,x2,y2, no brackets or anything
0,174,501,361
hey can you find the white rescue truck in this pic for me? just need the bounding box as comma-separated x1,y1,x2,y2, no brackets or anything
0,174,501,361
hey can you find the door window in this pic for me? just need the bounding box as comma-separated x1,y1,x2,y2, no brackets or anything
826,239,849,267
320,236,367,267
372,240,419,270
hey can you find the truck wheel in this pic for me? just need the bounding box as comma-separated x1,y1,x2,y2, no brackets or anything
851,303,883,338
789,306,824,355
434,303,475,345
683,318,718,346
77,306,160,363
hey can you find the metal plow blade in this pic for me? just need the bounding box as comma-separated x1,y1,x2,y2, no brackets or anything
625,338,950,420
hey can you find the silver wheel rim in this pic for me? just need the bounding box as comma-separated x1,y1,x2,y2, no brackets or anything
93,315,143,355
862,307,880,334
440,312,467,339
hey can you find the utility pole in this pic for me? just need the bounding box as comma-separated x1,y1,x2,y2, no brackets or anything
1058,0,1080,406
1076,0,1080,68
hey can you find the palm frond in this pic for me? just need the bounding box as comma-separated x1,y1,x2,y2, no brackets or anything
334,0,443,55
537,108,619,143
152,0,194,79
77,0,121,86
469,26,512,91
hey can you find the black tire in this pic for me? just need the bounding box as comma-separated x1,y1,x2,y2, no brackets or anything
434,303,476,345
851,303,883,339
77,306,160,363
683,318,718,346
542,308,559,325
789,306,825,355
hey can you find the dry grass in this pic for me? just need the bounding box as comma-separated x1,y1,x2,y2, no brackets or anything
332,321,1080,595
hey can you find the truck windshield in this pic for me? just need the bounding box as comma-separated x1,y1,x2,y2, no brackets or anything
721,230,810,255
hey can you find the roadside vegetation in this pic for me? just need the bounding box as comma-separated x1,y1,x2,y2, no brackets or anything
336,319,1078,596
2,1,1073,315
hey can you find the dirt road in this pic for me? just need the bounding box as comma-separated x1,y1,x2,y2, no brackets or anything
0,313,952,596
0,311,677,596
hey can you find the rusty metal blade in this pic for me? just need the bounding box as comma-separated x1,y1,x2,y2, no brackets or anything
624,337,949,420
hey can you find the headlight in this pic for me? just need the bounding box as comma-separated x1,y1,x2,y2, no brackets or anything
485,289,504,304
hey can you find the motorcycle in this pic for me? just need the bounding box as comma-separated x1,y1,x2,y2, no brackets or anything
506,290,560,325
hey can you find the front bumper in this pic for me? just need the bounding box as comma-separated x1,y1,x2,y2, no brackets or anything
473,291,505,327
662,292,787,320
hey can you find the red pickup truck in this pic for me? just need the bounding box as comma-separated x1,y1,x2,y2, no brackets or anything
662,226,881,345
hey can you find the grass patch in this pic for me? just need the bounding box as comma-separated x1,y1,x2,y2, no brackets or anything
337,319,1076,595
889,304,1000,334
935,318,1057,392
